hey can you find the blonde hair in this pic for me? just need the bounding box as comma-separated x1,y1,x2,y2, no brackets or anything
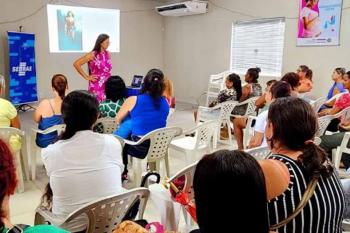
163,78,174,98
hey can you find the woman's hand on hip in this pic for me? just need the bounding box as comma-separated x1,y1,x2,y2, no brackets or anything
85,75,97,82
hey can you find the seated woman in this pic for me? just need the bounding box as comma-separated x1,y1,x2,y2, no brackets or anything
0,75,20,129
281,72,301,97
248,81,291,149
260,97,344,233
94,76,126,133
116,69,170,179
34,74,68,148
163,78,176,109
254,79,277,111
297,65,313,93
191,150,269,233
41,91,124,232
232,67,263,150
194,73,242,122
321,67,346,110
0,138,68,233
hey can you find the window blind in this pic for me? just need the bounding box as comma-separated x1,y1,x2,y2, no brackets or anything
231,17,286,77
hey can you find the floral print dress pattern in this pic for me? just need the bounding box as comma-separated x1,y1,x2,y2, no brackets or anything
87,50,112,102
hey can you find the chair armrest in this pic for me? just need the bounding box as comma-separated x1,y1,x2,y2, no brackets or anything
35,208,66,226
198,106,212,111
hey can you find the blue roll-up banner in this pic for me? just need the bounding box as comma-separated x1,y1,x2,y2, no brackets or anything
7,31,38,105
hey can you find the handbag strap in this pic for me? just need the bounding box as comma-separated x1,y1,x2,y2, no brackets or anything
270,175,319,231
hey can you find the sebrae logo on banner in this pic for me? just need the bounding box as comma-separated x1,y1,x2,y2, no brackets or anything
12,62,33,77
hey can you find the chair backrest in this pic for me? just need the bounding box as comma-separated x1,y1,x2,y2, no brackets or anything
0,127,24,142
235,96,259,116
244,146,271,160
193,120,219,150
144,127,183,162
334,132,350,170
317,115,336,137
311,97,326,113
65,188,150,233
168,162,197,201
95,118,118,134
217,101,238,121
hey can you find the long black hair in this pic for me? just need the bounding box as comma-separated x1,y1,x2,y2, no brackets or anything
60,90,99,140
270,81,292,98
105,76,126,102
51,74,68,100
194,150,269,233
281,72,300,90
247,67,261,83
141,69,165,106
227,73,242,100
268,97,333,178
92,34,109,53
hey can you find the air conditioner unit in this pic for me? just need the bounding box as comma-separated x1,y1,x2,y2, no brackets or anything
156,1,208,17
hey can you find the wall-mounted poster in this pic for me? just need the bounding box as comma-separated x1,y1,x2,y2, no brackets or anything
297,0,343,46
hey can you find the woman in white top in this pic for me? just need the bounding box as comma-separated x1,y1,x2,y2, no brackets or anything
41,90,124,233
301,0,322,38
248,81,292,149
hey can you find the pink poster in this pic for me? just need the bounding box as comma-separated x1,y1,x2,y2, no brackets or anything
297,0,342,46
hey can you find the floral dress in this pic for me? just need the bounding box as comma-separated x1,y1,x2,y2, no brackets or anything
88,50,112,102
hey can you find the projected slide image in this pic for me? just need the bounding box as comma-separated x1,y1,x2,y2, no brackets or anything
47,4,120,53
57,9,82,51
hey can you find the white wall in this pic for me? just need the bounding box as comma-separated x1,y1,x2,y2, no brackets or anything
163,0,350,104
0,0,165,100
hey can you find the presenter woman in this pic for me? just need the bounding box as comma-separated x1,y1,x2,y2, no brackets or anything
73,34,112,102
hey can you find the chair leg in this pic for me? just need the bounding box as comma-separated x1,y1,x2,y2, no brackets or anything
164,154,170,178
134,159,142,187
15,152,25,193
20,136,30,180
226,120,233,145
31,146,38,181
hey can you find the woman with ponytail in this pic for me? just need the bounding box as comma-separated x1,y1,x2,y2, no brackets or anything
34,74,68,148
41,91,123,232
116,69,170,179
260,97,344,233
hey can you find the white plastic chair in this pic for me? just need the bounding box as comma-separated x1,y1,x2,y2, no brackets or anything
0,127,29,193
244,146,271,160
317,106,350,137
123,127,183,186
325,91,348,105
94,117,119,134
34,188,150,233
232,96,259,149
332,132,350,171
205,71,230,106
30,124,66,180
197,101,238,147
310,97,326,113
170,120,219,163
167,162,197,228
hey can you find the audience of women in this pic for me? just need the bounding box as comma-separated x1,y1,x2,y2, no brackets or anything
116,69,169,179
191,150,269,233
248,81,291,149
260,97,344,233
42,90,124,232
232,68,262,149
0,75,20,129
34,74,68,148
0,139,68,233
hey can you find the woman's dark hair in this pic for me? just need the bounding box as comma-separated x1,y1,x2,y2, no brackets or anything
347,71,350,77
247,67,261,83
299,65,309,73
306,68,313,81
267,79,277,87
270,81,292,99
227,73,242,100
335,67,346,76
105,76,126,102
51,74,68,100
92,34,109,53
60,90,99,140
268,97,333,178
194,150,269,233
0,139,17,229
141,69,165,106
281,72,300,90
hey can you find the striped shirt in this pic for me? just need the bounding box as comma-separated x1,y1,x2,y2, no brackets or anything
267,154,345,233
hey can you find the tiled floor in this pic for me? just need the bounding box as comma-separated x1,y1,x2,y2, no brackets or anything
10,102,236,231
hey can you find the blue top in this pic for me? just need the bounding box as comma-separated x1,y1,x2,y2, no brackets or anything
130,94,169,136
326,82,346,100
36,101,63,148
